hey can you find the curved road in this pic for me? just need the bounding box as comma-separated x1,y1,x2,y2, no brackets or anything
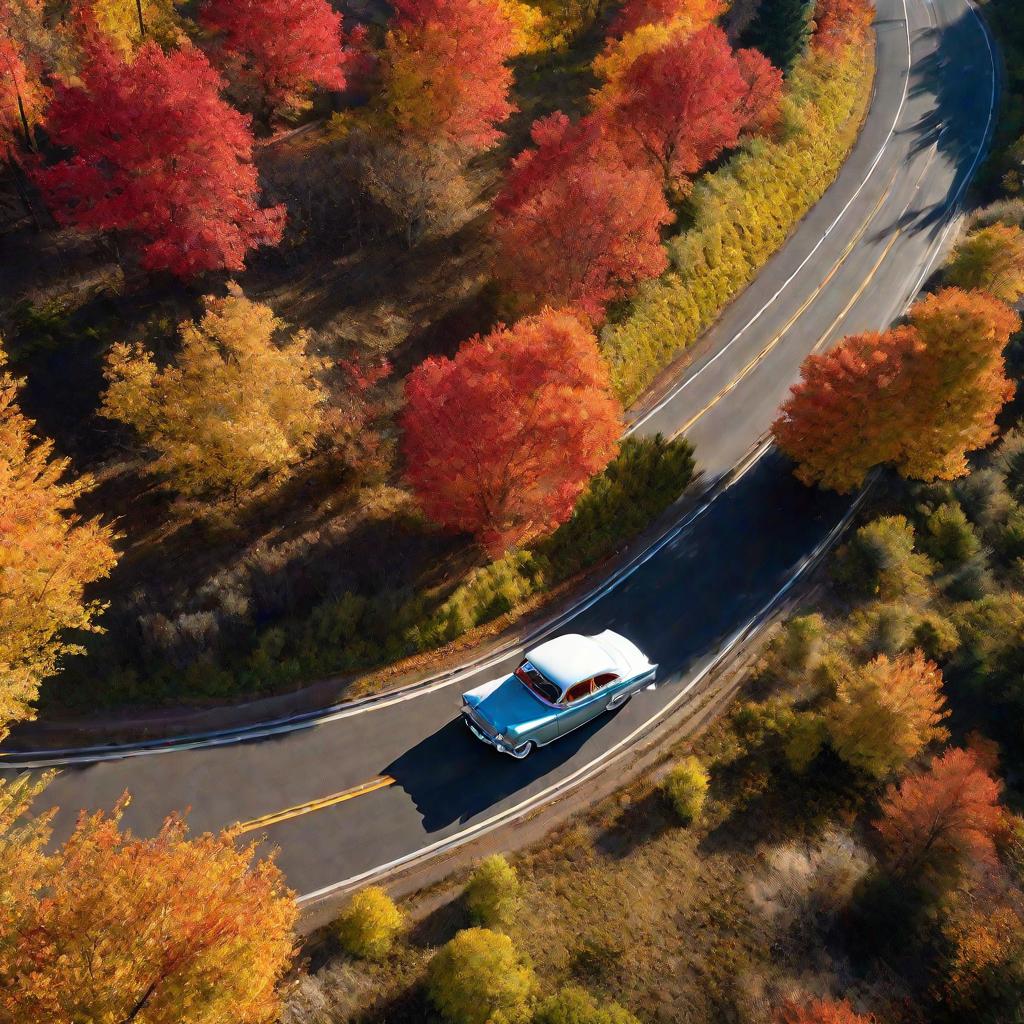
1,0,997,913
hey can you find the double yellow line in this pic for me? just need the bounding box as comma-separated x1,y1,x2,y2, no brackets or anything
234,775,396,835
671,170,901,439
230,169,912,839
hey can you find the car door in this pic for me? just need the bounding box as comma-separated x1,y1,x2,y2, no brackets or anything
593,670,629,709
555,678,602,736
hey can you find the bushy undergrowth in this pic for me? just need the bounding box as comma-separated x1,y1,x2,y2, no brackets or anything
76,434,694,708
601,45,875,403
661,756,709,824
336,886,405,960
534,986,641,1024
464,854,521,930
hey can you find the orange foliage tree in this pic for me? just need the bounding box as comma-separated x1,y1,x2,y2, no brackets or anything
0,360,117,740
772,326,923,492
492,112,673,322
0,28,46,160
612,0,724,35
382,0,516,155
776,997,875,1024
593,26,782,201
401,308,622,554
874,746,1004,880
827,650,949,778
0,798,297,1024
899,288,1018,480
0,772,55,947
942,885,1024,1016
812,0,875,55
773,289,1018,492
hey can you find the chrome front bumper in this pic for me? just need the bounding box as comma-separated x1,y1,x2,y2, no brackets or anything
462,709,515,755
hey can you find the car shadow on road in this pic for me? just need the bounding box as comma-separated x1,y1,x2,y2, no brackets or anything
384,711,623,833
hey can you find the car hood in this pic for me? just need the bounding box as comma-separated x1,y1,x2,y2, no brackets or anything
463,675,556,735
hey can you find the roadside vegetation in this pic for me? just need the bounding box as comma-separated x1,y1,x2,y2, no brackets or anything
1,0,873,726
272,6,1024,1024
282,196,1024,1024
10,2,1024,1024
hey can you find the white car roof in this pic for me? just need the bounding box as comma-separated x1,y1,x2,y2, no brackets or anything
525,634,617,690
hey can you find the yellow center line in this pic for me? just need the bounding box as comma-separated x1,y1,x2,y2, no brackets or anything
225,185,910,842
234,775,396,835
810,229,902,354
669,170,899,440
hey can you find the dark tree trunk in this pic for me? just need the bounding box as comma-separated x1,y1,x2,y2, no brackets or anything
15,86,31,151
7,155,42,231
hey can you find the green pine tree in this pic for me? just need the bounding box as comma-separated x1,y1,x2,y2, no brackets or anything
747,0,814,72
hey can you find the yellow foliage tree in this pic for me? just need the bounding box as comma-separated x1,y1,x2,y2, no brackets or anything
945,223,1024,305
0,772,55,947
336,886,405,959
101,286,326,496
826,650,949,778
593,14,715,95
427,928,537,1024
499,0,548,53
0,797,297,1024
77,0,187,60
0,357,117,740
74,0,189,59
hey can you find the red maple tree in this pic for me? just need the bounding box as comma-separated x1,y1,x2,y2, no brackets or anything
813,0,875,54
594,26,780,199
612,0,724,36
33,38,284,278
776,998,874,1024
874,746,1005,878
200,0,351,114
735,46,784,134
401,308,622,554
492,112,673,322
383,0,516,153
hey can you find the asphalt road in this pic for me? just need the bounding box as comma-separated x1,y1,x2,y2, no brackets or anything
1,0,997,909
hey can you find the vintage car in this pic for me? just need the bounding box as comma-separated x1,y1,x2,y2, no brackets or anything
460,631,657,758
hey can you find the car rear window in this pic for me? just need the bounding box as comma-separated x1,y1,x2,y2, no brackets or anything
515,661,560,704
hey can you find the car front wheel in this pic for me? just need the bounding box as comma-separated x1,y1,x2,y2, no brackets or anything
510,740,536,759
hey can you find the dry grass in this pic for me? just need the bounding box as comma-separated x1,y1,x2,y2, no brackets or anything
282,705,905,1024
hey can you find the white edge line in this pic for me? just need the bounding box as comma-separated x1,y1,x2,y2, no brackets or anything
2,0,994,770
297,0,999,905
0,440,774,769
904,0,998,300
626,0,914,435
296,486,872,905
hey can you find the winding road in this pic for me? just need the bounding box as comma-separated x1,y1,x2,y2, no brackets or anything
0,0,998,917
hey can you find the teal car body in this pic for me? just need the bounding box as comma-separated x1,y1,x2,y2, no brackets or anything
461,631,657,758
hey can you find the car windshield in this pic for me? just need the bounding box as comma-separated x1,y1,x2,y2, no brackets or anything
515,660,560,704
